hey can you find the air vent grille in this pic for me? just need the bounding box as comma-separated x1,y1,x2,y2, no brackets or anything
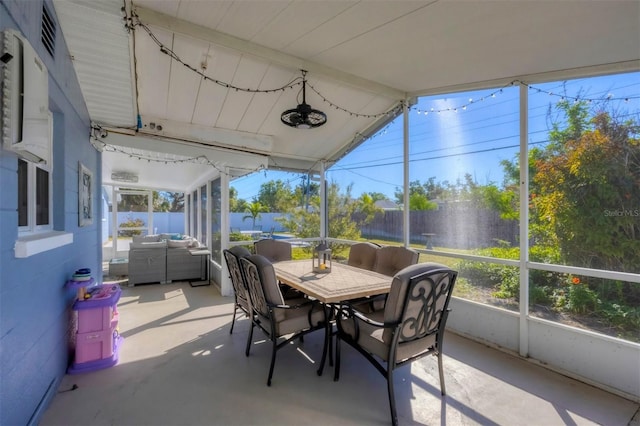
41,4,56,57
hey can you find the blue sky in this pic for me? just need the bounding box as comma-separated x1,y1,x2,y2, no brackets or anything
232,72,639,202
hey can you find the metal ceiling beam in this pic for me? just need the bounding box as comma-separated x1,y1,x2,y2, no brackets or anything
410,60,640,98
137,115,273,154
267,156,318,174
103,131,268,169
133,6,406,100
325,97,416,167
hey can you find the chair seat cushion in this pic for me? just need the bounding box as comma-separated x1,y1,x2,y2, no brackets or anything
351,294,386,314
339,310,436,362
258,301,325,336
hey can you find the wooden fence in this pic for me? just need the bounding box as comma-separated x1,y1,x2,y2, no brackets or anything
358,208,518,249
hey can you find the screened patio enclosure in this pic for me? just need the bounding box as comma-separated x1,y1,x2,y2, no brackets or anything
55,0,639,405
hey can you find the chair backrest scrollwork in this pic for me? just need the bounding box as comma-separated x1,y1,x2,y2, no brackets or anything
383,263,457,345
241,255,286,320
240,257,269,317
223,248,251,305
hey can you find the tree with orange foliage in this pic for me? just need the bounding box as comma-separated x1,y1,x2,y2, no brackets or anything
532,100,639,273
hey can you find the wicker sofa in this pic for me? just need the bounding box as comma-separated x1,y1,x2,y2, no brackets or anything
128,234,206,286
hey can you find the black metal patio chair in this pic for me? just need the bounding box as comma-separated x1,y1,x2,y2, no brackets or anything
334,263,457,426
223,246,252,334
240,254,326,386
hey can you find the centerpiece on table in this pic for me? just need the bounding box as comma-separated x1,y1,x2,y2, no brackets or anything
312,241,332,273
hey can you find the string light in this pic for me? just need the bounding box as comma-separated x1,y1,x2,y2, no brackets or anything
346,78,638,153
124,12,639,124
128,14,302,94
126,12,403,120
120,9,640,175
522,80,637,103
409,79,637,116
411,86,509,115
306,83,404,119
90,125,266,177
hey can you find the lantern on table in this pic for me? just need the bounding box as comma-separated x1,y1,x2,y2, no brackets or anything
313,241,332,273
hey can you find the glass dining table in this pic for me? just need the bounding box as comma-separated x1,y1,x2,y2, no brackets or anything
272,260,391,374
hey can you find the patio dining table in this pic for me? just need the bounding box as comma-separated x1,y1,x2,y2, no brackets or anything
273,260,391,304
273,260,391,374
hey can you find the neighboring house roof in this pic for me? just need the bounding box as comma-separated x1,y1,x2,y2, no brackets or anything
375,199,399,210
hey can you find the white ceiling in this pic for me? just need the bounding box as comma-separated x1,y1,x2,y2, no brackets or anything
54,0,640,192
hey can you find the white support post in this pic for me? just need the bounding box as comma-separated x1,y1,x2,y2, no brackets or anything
320,161,327,240
220,169,231,296
519,82,530,357
184,193,189,239
147,190,153,235
111,186,117,258
205,180,211,250
403,100,410,247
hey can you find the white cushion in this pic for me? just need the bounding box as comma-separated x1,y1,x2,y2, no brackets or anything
167,239,190,248
132,235,161,243
130,240,167,250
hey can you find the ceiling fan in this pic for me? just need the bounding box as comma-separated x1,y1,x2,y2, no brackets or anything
281,70,327,129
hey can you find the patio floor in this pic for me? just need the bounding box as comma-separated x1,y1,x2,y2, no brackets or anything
41,280,639,426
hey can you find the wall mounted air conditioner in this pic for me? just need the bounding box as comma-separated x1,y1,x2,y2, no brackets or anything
1,29,52,165
111,172,138,183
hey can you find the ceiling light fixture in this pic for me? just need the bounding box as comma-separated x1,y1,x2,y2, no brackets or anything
281,70,327,129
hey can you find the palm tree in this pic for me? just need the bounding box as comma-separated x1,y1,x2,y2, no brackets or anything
243,201,267,229
357,193,382,224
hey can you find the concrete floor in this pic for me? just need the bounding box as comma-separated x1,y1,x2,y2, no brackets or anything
41,281,639,426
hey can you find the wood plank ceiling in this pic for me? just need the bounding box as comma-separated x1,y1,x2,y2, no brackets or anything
54,0,640,192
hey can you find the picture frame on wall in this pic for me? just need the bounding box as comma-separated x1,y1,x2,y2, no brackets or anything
79,162,93,227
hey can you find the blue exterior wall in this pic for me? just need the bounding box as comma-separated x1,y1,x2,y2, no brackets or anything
0,2,96,425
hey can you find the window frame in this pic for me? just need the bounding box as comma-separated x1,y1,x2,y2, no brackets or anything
18,157,53,235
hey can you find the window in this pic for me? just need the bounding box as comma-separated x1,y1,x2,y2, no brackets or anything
36,166,49,225
210,178,221,265
326,70,639,343
18,158,52,232
191,190,197,238
200,184,207,244
18,159,27,226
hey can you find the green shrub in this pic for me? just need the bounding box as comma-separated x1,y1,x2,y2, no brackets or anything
446,241,638,341
530,285,552,305
492,267,520,299
456,246,520,299
119,217,145,237
529,244,561,264
552,288,567,309
530,269,564,289
229,231,253,242
456,261,498,288
567,283,600,314
601,302,640,332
